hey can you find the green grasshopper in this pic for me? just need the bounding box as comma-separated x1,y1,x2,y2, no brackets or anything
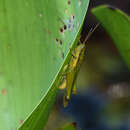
59,23,99,107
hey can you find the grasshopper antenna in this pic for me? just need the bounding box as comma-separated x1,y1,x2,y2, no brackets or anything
84,23,100,44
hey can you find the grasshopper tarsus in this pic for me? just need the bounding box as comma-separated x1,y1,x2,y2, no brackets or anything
63,95,70,107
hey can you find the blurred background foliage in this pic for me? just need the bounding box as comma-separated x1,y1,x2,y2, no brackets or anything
45,1,130,130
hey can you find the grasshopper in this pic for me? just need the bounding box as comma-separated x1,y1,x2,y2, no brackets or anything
59,23,99,107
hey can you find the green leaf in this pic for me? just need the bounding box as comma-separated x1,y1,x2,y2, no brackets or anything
91,5,130,68
0,0,89,130
57,122,76,130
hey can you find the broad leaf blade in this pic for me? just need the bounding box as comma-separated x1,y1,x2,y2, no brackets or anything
0,0,90,130
19,0,90,129
91,5,130,68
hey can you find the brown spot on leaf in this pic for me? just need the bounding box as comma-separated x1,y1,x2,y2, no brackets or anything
47,29,51,34
60,27,64,33
43,28,51,34
59,40,62,45
1,88,8,95
61,52,64,59
56,38,59,42
56,38,63,45
64,25,67,30
8,44,11,48
19,120,23,125
40,13,42,17
68,0,71,5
